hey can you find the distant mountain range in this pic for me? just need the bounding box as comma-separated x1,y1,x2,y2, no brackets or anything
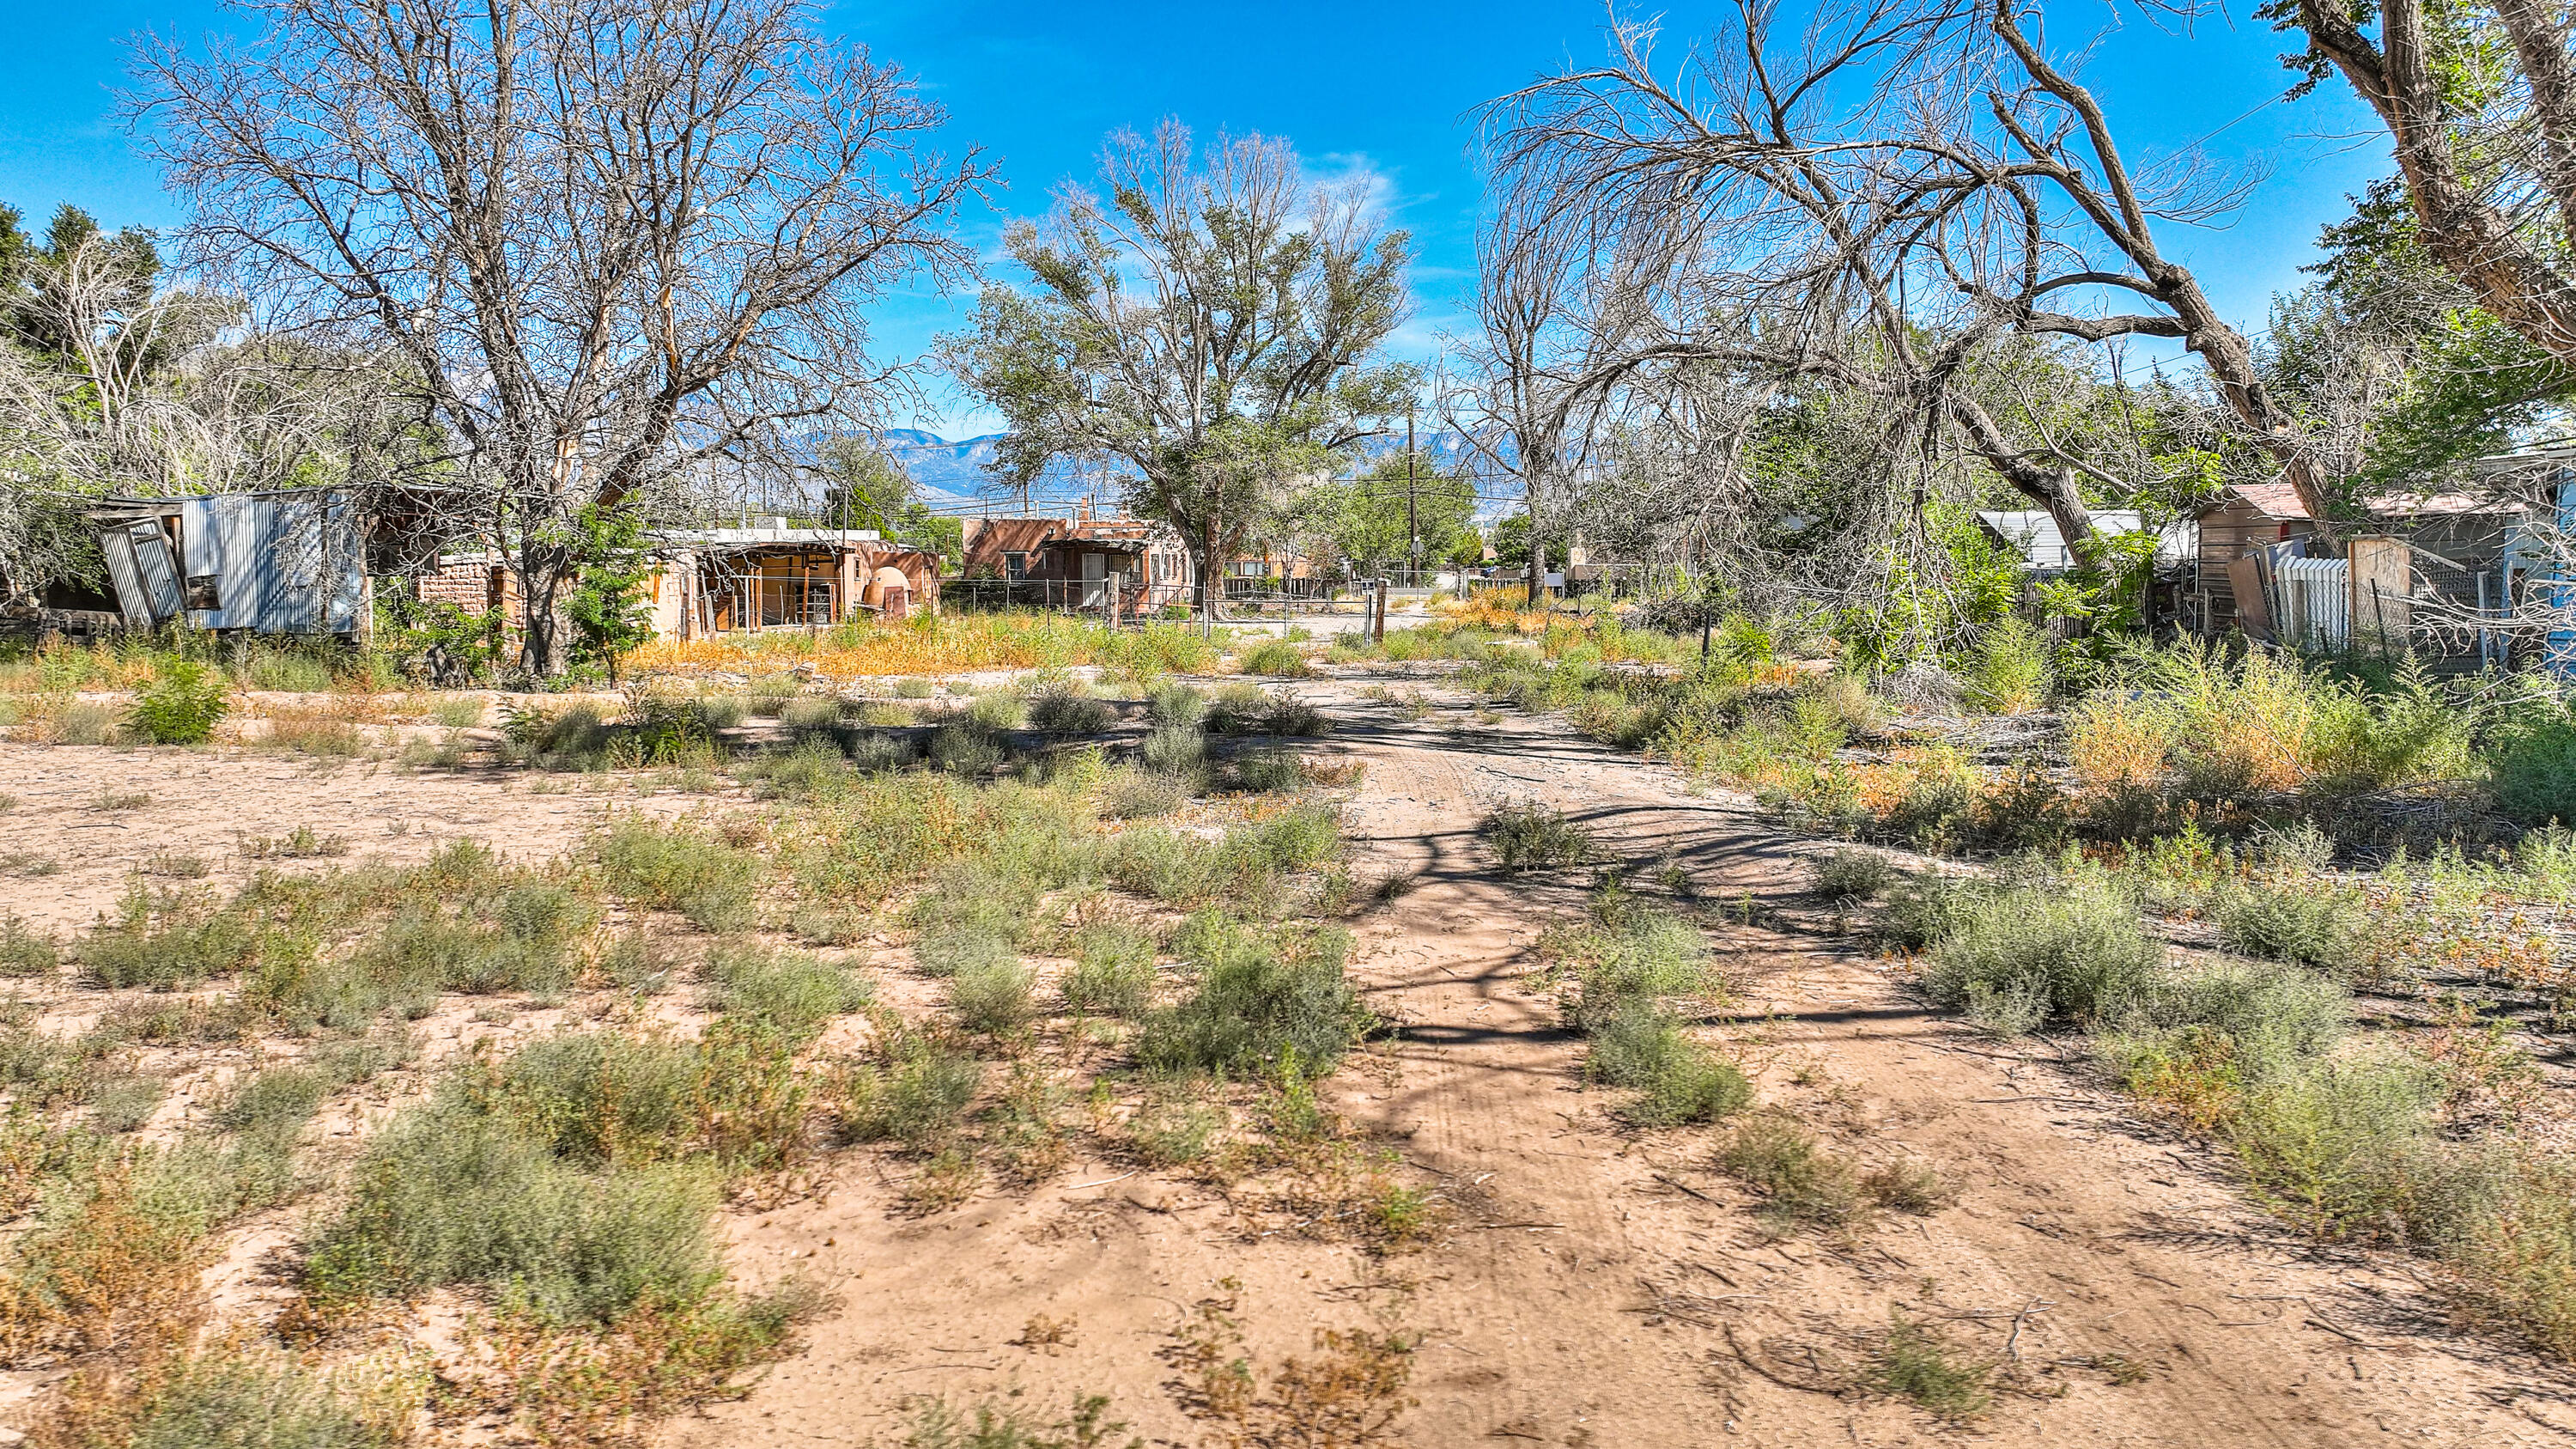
866,426,1485,516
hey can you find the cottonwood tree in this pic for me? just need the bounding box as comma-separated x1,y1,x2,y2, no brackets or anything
132,0,988,674
2270,0,2576,370
945,121,1414,616
1303,449,1477,577
1485,1,2331,546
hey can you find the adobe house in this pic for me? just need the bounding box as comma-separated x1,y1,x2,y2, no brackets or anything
957,512,1192,614
645,525,941,638
411,522,942,642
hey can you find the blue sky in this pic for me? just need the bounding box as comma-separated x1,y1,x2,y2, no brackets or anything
1,1,2391,436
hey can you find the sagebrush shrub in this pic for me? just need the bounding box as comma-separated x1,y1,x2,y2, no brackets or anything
702,944,870,1042
1063,924,1156,1018
303,1109,722,1324
2213,879,2371,976
1136,924,1367,1074
1146,681,1206,727
1916,880,2162,1030
597,818,760,931
1481,801,1595,872
1813,849,1897,903
1026,685,1115,734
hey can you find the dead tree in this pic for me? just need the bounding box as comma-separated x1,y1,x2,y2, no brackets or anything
1485,1,2331,544
132,0,988,674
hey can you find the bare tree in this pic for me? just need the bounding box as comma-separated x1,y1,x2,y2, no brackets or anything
1484,1,2331,545
1449,187,1616,605
131,0,988,674
0,223,435,606
2273,0,2576,368
945,121,1414,618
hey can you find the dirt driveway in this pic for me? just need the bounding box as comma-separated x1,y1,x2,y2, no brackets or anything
671,679,2573,1448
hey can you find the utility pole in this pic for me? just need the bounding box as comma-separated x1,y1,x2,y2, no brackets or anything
1405,407,1419,588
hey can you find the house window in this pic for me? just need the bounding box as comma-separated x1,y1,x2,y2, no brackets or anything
1004,551,1028,581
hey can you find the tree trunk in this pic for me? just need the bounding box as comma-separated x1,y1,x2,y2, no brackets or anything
515,539,574,679
1941,393,2099,551
2295,0,2576,371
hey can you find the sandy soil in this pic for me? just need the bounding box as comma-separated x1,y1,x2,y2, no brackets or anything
3,676,2569,1446
663,679,2576,1448
0,743,725,933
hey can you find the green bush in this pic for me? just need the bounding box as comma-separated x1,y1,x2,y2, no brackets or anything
1586,1007,1751,1126
1228,751,1305,793
2230,1052,2451,1245
1062,924,1156,1018
1145,681,1206,728
1139,723,1206,776
702,943,870,1042
966,691,1025,730
0,915,58,976
949,960,1036,1035
1554,904,1712,1034
1481,801,1595,872
92,1075,168,1133
1100,767,1188,819
2105,958,2348,1089
930,721,1007,776
2213,879,2371,976
2494,714,2576,826
76,886,262,990
1026,685,1115,734
368,878,591,995
1956,618,2050,715
1136,924,1367,1075
1718,1117,1864,1229
107,1348,409,1449
1813,849,1897,903
1204,685,1327,737
303,1108,721,1324
777,695,841,732
597,818,761,931
1868,1313,1994,1422
240,645,339,694
479,1030,700,1167
841,1038,982,1152
1917,880,2162,1032
1239,640,1310,677
129,661,233,745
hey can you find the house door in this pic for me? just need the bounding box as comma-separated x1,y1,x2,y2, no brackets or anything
1080,551,1106,610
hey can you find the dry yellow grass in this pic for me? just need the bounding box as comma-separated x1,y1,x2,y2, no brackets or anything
625,612,1217,681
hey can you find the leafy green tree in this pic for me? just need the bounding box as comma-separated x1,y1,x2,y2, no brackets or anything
1315,451,1476,575
564,506,655,681
891,502,963,569
945,121,1413,614
2266,178,2573,488
816,436,913,533
1492,514,1533,568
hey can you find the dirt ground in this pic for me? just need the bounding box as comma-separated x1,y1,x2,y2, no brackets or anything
0,743,721,933
664,678,2575,1448
4,676,2572,1446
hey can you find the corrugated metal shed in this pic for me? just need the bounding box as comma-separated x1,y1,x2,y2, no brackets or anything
92,490,368,635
